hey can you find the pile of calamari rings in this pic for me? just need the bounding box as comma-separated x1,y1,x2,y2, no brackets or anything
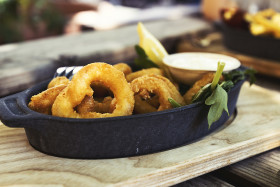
28,62,217,118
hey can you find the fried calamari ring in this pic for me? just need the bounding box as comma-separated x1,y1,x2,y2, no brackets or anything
76,96,116,114
90,63,131,97
145,95,159,108
131,75,175,111
94,97,116,113
52,63,134,118
113,63,132,76
76,95,95,114
133,95,157,114
28,85,67,115
47,76,69,89
28,76,69,114
126,68,164,82
147,74,186,106
90,82,113,98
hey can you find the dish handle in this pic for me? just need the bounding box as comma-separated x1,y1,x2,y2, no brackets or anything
0,92,37,128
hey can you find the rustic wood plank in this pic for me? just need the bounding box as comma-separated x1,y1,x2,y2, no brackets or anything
0,17,211,97
215,148,280,187
174,175,234,187
0,83,279,186
177,31,280,78
0,56,59,97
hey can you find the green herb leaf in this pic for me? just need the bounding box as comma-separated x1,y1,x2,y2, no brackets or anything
245,68,257,85
168,98,182,108
190,62,230,128
220,81,234,92
190,64,255,129
205,84,229,129
191,62,226,104
134,45,159,69
223,68,257,85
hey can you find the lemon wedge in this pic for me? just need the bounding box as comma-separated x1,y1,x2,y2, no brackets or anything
137,22,168,67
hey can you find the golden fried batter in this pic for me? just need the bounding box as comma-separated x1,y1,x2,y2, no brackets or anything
126,68,164,82
148,74,186,106
47,76,69,89
113,63,132,76
52,63,134,118
76,96,116,114
133,95,157,114
131,75,184,111
76,95,95,114
28,85,67,115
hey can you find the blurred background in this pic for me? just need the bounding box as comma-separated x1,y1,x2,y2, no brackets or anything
0,0,202,45
1,0,280,45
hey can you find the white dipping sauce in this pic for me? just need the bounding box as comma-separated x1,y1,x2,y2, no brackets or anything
163,52,241,71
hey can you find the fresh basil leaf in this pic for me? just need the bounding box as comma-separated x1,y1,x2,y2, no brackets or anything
168,98,182,108
134,45,159,69
205,84,229,129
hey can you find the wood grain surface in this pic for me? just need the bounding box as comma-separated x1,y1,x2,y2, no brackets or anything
0,83,280,186
216,148,280,187
0,17,211,97
176,174,234,187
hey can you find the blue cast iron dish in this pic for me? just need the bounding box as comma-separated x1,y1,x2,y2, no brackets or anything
0,66,246,159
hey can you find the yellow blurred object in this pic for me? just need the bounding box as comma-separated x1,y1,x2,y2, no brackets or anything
250,22,270,36
223,7,237,20
246,9,280,38
137,22,168,67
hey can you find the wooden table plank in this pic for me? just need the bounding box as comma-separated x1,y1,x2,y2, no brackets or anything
0,17,211,97
214,148,280,187
0,83,280,186
175,175,234,187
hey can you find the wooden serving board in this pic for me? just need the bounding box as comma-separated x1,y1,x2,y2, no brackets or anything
0,83,280,187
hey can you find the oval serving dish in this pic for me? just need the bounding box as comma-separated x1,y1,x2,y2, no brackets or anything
0,67,246,159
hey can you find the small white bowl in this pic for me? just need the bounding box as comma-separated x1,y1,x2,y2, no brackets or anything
163,52,241,85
